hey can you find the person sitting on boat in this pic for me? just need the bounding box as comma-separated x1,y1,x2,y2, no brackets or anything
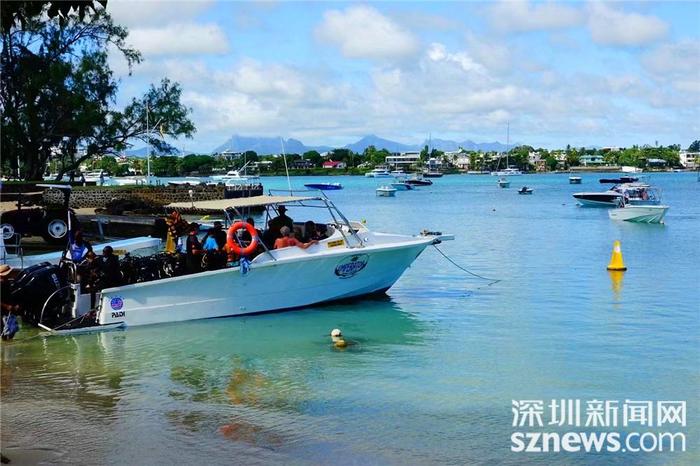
202,226,226,271
67,229,93,262
185,223,203,273
96,246,122,289
273,226,318,250
203,221,227,250
267,205,293,240
302,221,326,242
0,265,20,340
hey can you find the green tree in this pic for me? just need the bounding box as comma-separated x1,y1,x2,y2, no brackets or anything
1,2,195,180
151,156,180,177
303,150,322,166
545,155,558,172
688,140,700,152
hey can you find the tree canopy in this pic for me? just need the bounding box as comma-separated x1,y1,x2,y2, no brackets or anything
1,1,195,180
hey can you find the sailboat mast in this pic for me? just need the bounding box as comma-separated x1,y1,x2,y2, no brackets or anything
506,122,509,168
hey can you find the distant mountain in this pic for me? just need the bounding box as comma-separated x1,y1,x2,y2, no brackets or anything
212,135,332,155
124,147,181,157
210,134,515,156
344,134,416,153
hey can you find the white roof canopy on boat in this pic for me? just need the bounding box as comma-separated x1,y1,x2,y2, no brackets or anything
166,195,319,211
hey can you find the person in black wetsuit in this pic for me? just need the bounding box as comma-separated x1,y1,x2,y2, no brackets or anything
185,223,203,273
97,246,122,289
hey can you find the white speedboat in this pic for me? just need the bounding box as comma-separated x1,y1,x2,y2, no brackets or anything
621,166,643,173
168,177,204,186
390,170,407,179
609,205,669,223
365,168,392,178
83,170,111,184
491,167,522,176
574,182,660,207
376,185,397,196
569,176,582,184
497,177,510,188
28,195,449,331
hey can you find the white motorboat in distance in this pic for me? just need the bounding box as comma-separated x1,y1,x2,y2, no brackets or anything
569,176,582,184
376,185,397,196
609,205,669,224
32,194,450,330
498,177,510,188
365,168,393,178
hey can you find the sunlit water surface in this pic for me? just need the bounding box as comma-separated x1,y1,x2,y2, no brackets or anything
2,172,698,465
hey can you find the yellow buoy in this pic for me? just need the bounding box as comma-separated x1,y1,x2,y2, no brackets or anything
607,240,627,271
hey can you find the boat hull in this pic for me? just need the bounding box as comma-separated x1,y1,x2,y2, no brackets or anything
304,183,343,190
573,193,622,207
608,205,669,224
97,239,432,327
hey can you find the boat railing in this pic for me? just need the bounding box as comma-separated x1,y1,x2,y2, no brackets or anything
267,189,364,248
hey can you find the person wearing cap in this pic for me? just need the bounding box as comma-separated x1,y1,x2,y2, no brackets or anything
267,205,294,241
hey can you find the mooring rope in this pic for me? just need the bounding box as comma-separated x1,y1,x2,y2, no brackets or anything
432,244,501,287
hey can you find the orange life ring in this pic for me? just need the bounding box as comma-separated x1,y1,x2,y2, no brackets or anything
226,221,258,256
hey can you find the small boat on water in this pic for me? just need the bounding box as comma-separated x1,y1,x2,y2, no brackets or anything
574,182,661,207
365,168,392,178
304,182,343,191
569,176,582,184
168,177,204,186
491,167,522,176
390,170,408,179
609,205,669,223
18,194,450,332
83,170,111,184
518,186,533,195
498,177,510,188
376,185,397,197
422,170,443,178
599,176,638,184
621,166,643,173
405,175,432,186
390,182,413,191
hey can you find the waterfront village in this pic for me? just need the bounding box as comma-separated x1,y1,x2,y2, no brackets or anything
13,140,700,181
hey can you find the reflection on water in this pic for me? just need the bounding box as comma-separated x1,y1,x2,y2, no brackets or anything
608,270,624,299
2,173,699,465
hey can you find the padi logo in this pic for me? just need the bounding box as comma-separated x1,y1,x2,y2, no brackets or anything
334,254,369,278
110,297,124,311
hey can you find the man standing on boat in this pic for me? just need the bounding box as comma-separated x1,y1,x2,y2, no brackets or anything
267,205,293,240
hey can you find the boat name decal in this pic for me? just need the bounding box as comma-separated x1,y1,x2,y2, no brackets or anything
111,311,125,318
110,297,124,311
335,254,369,278
327,239,345,248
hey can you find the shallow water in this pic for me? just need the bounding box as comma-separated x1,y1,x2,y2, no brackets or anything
2,172,698,465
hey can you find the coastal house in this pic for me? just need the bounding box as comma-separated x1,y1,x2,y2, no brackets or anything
322,160,346,169
386,151,420,170
220,150,244,160
679,150,699,169
580,154,605,166
454,154,470,170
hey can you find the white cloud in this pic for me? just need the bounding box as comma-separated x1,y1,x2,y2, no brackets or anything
127,23,229,56
587,3,668,46
642,40,700,78
315,6,419,60
488,0,584,32
107,1,213,27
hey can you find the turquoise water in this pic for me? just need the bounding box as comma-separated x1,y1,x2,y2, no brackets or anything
2,173,698,465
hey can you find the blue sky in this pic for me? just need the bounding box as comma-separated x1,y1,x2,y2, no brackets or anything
106,1,700,152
